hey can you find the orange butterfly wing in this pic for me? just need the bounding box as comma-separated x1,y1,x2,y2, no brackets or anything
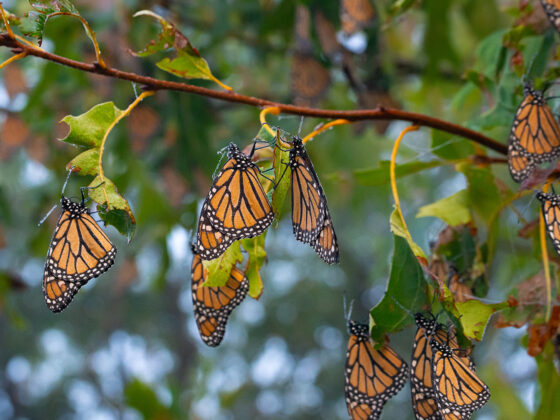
345,321,408,420
45,197,116,282
191,253,249,346
204,143,273,239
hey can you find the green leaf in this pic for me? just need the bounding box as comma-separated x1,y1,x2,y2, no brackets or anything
354,160,445,186
19,1,81,45
88,176,136,241
455,299,508,341
61,102,124,148
534,344,560,419
457,163,500,225
389,209,427,262
202,241,243,287
255,125,277,144
369,236,428,343
157,54,215,82
124,379,170,420
271,141,290,217
66,148,99,176
241,234,267,299
431,131,475,160
416,189,471,226
133,10,229,89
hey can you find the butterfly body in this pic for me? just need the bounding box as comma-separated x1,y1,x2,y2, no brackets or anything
43,195,116,312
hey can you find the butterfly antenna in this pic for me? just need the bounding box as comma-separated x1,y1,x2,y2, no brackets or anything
212,147,229,179
297,116,304,136
61,166,75,197
343,296,354,322
38,204,58,227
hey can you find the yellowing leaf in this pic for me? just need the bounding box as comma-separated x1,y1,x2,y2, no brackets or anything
88,176,136,241
389,208,427,262
133,10,231,90
271,139,291,218
416,189,471,226
455,299,508,341
202,241,243,287
67,148,99,175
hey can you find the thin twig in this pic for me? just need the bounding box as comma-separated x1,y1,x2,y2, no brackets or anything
0,31,507,155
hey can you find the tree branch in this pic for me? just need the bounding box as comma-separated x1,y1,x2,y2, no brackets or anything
0,32,507,155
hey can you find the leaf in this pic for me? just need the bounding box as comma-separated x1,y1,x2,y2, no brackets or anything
19,1,81,45
89,176,136,241
124,379,170,420
389,209,427,263
454,299,508,341
66,148,99,175
133,10,231,89
61,102,124,148
354,160,445,186
202,241,243,287
457,163,500,226
416,189,471,226
431,131,475,160
241,234,267,299
369,236,428,343
271,140,290,217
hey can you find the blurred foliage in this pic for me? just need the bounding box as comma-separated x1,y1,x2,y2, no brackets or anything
1,0,560,419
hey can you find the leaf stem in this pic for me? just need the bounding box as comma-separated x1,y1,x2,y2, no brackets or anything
0,4,14,39
390,125,420,242
301,119,351,144
540,182,552,321
98,90,155,204
0,51,25,69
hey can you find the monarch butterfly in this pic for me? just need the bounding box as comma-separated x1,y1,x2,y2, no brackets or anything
411,313,476,420
340,0,375,35
410,313,447,420
430,337,489,418
536,191,560,255
191,252,248,346
508,83,560,182
291,53,331,107
196,143,274,260
289,137,339,264
345,320,408,420
43,196,116,312
541,0,560,32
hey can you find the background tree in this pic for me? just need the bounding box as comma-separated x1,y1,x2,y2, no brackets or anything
0,1,558,419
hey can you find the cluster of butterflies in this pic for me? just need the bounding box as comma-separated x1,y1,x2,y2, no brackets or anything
190,138,339,345
506,80,560,257
345,313,490,420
